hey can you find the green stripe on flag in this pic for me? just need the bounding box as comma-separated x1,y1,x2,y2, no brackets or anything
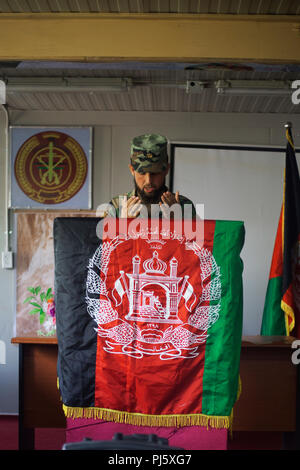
202,220,244,417
260,276,286,335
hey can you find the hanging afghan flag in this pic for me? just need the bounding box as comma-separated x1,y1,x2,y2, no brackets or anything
55,217,244,429
261,125,300,338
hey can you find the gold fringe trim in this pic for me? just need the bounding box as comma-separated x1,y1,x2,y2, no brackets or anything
62,405,231,430
281,299,295,336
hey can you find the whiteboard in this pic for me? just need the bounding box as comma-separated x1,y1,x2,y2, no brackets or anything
170,143,300,335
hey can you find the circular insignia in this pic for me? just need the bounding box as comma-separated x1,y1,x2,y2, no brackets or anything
14,131,88,204
86,231,221,361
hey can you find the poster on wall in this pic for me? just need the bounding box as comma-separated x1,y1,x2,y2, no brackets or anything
15,211,96,338
10,126,92,209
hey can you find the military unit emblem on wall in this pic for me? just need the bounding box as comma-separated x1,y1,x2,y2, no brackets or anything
10,127,92,209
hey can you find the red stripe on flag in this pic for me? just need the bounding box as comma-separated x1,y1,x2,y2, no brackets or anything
269,207,283,279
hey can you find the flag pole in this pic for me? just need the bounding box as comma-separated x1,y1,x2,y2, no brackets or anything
284,121,295,149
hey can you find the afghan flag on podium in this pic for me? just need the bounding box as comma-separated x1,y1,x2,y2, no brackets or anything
55,217,244,430
261,125,300,338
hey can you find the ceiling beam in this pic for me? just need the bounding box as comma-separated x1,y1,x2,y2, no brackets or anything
0,13,300,63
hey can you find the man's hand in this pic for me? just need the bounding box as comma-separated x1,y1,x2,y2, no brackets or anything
120,195,142,218
160,191,180,207
159,191,180,218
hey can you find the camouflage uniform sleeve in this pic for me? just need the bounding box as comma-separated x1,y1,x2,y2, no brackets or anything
106,190,136,218
178,195,197,219
108,196,120,217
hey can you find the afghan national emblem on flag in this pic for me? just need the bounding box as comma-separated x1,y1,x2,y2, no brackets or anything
55,217,244,429
261,124,300,338
88,220,220,360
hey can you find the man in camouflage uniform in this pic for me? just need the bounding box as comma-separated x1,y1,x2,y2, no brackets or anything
108,134,196,218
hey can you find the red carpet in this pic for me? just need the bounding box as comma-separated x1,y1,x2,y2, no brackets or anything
66,417,228,450
0,416,18,450
0,415,283,450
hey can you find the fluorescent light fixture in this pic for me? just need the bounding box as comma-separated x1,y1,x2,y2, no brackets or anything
139,80,205,92
215,80,292,96
65,77,132,91
5,77,132,93
2,76,293,97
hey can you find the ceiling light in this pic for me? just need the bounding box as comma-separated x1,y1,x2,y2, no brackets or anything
65,77,132,91
215,80,292,96
5,77,132,93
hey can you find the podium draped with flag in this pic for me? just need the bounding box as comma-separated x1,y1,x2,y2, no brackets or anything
261,125,300,338
55,217,244,432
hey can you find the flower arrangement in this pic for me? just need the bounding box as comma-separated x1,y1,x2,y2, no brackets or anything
24,286,56,336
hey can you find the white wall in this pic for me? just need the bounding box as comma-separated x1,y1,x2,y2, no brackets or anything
0,108,18,414
1,109,300,414
172,145,300,338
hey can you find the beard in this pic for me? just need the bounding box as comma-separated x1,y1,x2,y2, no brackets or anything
134,178,167,205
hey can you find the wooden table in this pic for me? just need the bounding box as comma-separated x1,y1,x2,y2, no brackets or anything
12,335,299,450
12,337,66,450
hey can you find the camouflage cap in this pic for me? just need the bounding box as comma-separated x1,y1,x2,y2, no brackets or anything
130,134,169,174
